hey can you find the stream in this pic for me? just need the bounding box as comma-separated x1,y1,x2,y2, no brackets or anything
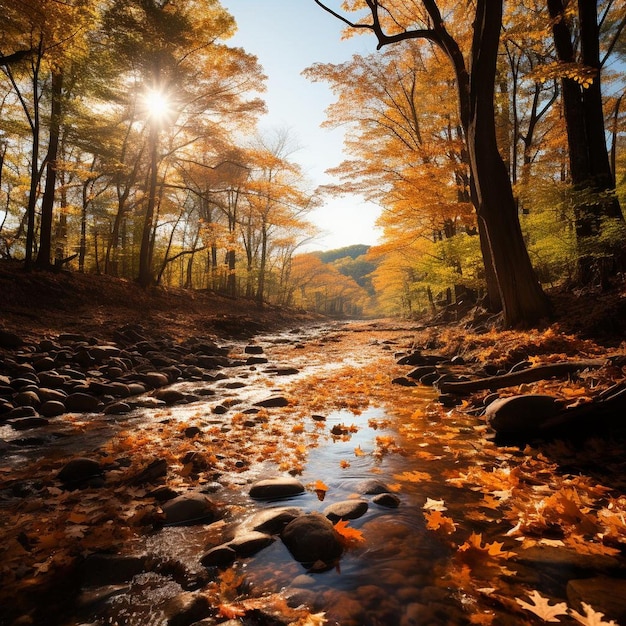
3,321,625,626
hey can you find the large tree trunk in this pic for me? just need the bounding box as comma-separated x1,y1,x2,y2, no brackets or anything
36,69,63,269
548,0,625,284
467,2,551,326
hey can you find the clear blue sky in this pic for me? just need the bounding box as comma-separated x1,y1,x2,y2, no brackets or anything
219,0,381,251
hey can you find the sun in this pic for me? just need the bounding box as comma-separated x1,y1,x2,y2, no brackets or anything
144,88,170,121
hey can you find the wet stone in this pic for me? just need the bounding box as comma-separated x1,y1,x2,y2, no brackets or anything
254,396,289,408
281,512,343,569
228,531,275,557
103,402,132,415
154,388,187,405
244,345,264,354
14,390,41,408
65,392,100,413
392,377,417,387
161,492,219,526
566,576,626,622
246,507,302,535
323,499,369,522
8,416,49,430
486,394,563,436
357,479,390,495
200,544,237,568
249,477,305,500
58,457,103,485
7,405,39,419
38,388,67,403
161,591,212,626
372,493,401,508
39,400,66,417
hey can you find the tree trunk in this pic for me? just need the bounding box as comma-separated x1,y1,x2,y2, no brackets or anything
467,2,551,326
548,0,625,284
36,69,63,269
138,123,158,288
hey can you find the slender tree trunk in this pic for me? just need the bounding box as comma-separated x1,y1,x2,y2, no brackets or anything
36,69,63,269
138,123,158,288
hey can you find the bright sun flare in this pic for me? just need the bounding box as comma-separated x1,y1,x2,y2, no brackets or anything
144,89,170,120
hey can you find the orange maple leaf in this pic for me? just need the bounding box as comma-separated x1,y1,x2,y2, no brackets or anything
424,510,457,534
333,519,365,547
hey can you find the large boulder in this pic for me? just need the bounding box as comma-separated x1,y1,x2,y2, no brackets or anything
281,512,343,569
485,394,562,436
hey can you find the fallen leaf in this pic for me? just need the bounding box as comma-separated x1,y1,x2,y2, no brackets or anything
334,519,365,547
423,498,447,512
570,602,619,625
515,590,568,622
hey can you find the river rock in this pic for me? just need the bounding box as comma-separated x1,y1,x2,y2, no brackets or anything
392,377,417,387
246,507,302,534
104,401,132,415
7,405,39,419
200,544,237,568
281,512,343,568
254,396,289,408
58,457,103,485
228,531,274,557
566,577,626,622
38,388,67,403
38,372,67,388
81,554,148,586
14,390,41,408
153,388,187,405
0,329,23,348
65,392,101,413
406,366,437,380
39,400,66,417
244,344,264,354
485,394,563,436
161,492,219,525
372,493,401,508
324,499,369,522
8,416,49,430
249,477,305,500
357,479,390,495
161,591,212,626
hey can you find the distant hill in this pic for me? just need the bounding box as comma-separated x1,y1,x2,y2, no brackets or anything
313,245,376,294
315,244,370,264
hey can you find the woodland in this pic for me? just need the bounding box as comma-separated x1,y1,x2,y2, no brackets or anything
2,1,626,626
0,0,624,324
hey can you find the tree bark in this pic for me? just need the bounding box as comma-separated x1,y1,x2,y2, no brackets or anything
138,122,158,288
466,3,551,326
36,69,63,269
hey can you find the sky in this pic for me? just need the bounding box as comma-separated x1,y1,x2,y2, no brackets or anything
219,0,382,252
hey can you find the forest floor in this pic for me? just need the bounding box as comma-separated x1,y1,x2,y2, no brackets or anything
1,260,626,626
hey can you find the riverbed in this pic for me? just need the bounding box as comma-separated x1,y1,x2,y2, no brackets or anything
2,320,625,626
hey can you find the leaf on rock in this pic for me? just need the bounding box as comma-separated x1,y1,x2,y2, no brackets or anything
570,602,619,625
515,590,568,622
